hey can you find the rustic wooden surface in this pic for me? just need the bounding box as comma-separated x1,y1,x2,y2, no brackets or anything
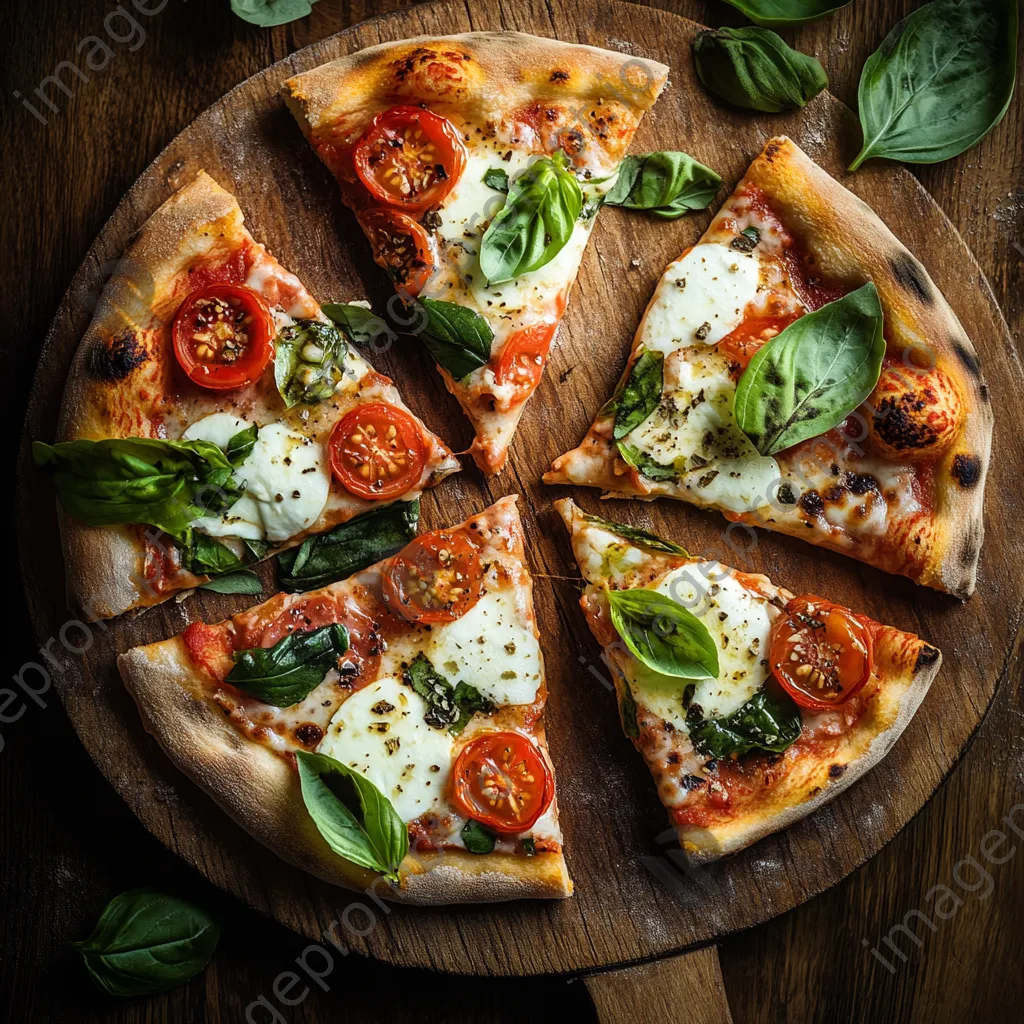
4,0,1023,1019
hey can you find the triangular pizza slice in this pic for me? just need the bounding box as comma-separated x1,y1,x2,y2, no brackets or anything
34,172,459,620
119,496,571,903
556,498,941,862
284,32,668,473
547,137,991,597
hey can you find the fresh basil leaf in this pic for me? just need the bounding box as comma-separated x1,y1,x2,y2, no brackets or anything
322,303,393,347
244,537,270,561
721,0,851,27
32,437,243,543
616,442,679,482
479,153,583,285
619,683,640,739
734,282,885,456
403,654,494,735
186,532,246,577
483,167,510,192
689,686,802,758
581,512,689,555
461,819,497,854
231,0,320,28
604,153,722,219
849,0,1018,170
607,589,719,680
278,500,419,592
224,424,258,467
450,681,495,736
274,319,348,408
521,837,537,856
226,623,349,707
693,27,828,114
613,350,663,440
73,889,219,998
418,298,493,380
198,571,264,595
296,750,408,881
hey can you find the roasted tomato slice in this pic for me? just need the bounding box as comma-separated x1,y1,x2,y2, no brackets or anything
494,323,556,400
328,402,428,501
172,284,275,390
357,208,435,297
718,313,801,372
382,529,484,624
770,596,874,710
354,105,466,211
451,731,553,834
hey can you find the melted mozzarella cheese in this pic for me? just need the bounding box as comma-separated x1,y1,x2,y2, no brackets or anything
317,675,453,823
575,526,647,582
182,412,249,451
626,563,772,730
426,588,542,706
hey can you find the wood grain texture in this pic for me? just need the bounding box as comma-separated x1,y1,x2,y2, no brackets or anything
4,0,1023,1019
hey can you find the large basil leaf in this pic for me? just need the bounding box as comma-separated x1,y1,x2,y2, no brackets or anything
689,686,802,758
461,819,497,854
296,750,408,881
403,653,494,735
226,623,349,707
616,442,679,482
603,153,722,218
582,512,688,556
231,0,320,27
417,298,494,380
32,437,242,543
607,589,719,680
278,500,419,592
693,27,828,113
73,889,219,998
479,153,583,285
198,571,263,595
734,282,885,456
721,0,850,26
850,0,1018,170
322,302,393,347
613,350,663,440
274,319,348,408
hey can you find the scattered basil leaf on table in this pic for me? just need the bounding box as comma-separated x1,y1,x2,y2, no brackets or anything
607,589,720,680
296,750,408,880
226,623,350,707
479,152,583,285
612,350,664,439
734,282,885,456
688,686,802,758
603,152,722,218
231,0,320,28
616,442,679,482
461,819,497,854
581,512,689,556
73,889,220,998
849,0,1018,171
198,571,264,595
403,653,495,735
274,319,348,408
417,298,494,380
720,0,851,27
224,424,258,466
277,500,419,592
322,302,392,347
483,167,510,192
693,27,828,113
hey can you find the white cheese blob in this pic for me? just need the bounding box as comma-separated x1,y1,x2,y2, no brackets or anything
317,675,454,823
426,588,543,706
576,526,648,582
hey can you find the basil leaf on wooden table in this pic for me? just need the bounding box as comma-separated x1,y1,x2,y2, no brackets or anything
322,302,393,347
296,750,408,880
604,152,722,218
849,0,1018,170
612,350,664,439
226,623,349,707
275,319,348,408
198,571,264,595
417,298,494,380
607,589,720,680
688,686,802,758
483,167,510,192
734,282,885,456
403,653,495,735
693,27,828,113
231,0,320,28
461,819,497,854
73,889,220,998
278,500,419,592
479,152,583,285
721,0,851,27
582,511,689,556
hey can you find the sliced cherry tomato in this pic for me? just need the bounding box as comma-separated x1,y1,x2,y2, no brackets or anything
357,208,434,297
354,105,466,211
494,323,556,400
769,596,874,710
172,284,274,390
718,313,801,371
451,731,553,834
382,530,484,624
328,402,428,501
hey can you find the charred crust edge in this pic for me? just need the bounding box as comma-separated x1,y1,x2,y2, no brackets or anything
914,644,940,671
953,340,982,381
89,330,148,381
951,453,982,489
888,253,934,306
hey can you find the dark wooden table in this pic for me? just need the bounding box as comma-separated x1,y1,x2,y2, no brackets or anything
3,1,1022,1020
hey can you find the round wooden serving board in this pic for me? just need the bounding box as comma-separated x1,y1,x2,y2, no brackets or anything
17,0,1023,981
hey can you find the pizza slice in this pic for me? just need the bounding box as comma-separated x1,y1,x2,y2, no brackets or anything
556,498,941,862
34,172,459,620
547,137,992,597
283,32,669,473
118,496,571,903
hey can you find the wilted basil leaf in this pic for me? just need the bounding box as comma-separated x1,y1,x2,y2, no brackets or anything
403,653,494,735
418,298,493,380
186,532,247,577
322,302,394,347
604,152,722,218
581,512,689,555
612,350,664,439
616,442,679,482
274,319,348,408
721,0,850,27
689,686,802,758
225,424,258,466
619,683,640,739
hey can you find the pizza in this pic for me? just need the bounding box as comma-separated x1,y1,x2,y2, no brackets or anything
117,496,571,903
283,32,669,474
546,137,992,598
33,172,459,620
555,498,942,862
